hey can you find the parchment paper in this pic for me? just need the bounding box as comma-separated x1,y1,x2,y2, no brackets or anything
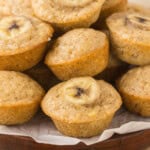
0,108,150,146
0,0,149,146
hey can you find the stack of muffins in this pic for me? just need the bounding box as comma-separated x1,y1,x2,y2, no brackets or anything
0,0,149,138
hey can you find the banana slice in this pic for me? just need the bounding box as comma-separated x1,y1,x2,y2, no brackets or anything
0,16,33,39
126,14,150,31
54,0,93,7
62,77,100,105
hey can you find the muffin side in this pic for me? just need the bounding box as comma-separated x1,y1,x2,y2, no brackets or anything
45,28,109,80
106,12,150,65
32,0,105,32
0,71,45,125
0,15,54,71
117,66,150,117
41,77,122,137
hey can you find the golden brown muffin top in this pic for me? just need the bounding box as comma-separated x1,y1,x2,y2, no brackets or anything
118,65,150,99
106,12,150,44
0,71,45,105
54,0,93,7
32,0,105,23
0,15,53,54
0,0,34,16
46,28,108,64
42,77,122,123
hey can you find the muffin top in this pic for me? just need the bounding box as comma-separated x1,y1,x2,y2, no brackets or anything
42,77,122,123
0,0,34,16
46,28,108,64
54,0,93,7
118,66,150,99
32,0,104,23
106,12,150,44
0,15,53,54
0,71,45,105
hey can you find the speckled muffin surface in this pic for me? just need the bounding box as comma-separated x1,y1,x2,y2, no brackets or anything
0,0,34,16
0,71,45,125
45,28,109,80
32,0,105,31
0,15,53,71
107,12,150,65
117,66,150,117
41,77,122,137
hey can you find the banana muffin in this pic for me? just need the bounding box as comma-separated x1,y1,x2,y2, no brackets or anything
0,71,45,125
45,28,109,80
0,15,53,71
94,0,127,29
41,77,122,137
0,0,34,16
117,66,150,117
31,0,105,32
107,12,150,65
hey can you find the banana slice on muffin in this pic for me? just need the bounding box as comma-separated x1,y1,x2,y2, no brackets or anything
0,15,53,71
45,28,109,80
62,77,100,105
0,71,45,125
0,0,34,16
107,12,150,65
31,0,105,32
41,77,122,138
117,66,150,117
94,0,127,29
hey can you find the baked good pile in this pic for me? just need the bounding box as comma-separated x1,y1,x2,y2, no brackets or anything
0,0,149,138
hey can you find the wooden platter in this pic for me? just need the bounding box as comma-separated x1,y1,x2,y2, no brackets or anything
0,129,150,150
